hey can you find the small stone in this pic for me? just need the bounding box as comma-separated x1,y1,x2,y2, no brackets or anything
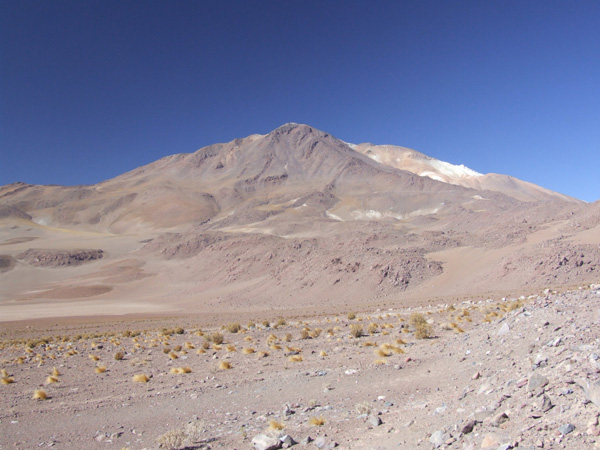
252,433,282,450
528,373,549,392
497,323,510,336
490,412,509,427
461,419,477,434
558,424,575,435
481,433,501,449
280,434,296,447
299,436,313,445
314,436,337,449
587,425,600,436
472,372,481,380
540,394,553,412
369,415,382,427
430,430,447,448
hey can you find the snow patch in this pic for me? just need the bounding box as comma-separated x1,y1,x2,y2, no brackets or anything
326,211,344,221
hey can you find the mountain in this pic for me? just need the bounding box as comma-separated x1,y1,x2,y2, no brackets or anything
353,143,580,203
0,123,598,321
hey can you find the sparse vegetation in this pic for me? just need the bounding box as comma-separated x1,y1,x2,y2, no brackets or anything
308,416,326,426
225,322,241,333
410,313,432,339
132,374,149,383
33,389,47,400
114,351,125,361
218,361,232,370
350,324,363,338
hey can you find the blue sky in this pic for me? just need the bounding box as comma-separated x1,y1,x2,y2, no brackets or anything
1,1,599,202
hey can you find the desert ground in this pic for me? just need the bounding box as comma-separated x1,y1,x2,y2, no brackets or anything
1,286,600,450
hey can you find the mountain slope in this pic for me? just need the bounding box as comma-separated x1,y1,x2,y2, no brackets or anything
0,123,597,321
354,143,581,203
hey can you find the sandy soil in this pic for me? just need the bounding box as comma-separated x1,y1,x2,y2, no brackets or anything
2,286,600,450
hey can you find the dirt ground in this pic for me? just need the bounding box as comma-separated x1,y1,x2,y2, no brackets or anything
2,285,600,450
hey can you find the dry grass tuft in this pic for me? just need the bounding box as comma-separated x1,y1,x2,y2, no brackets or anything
218,361,232,370
242,347,255,354
319,350,327,357
225,322,241,333
132,374,149,383
196,348,206,355
33,389,47,400
226,344,236,352
168,352,179,360
367,322,378,335
2,377,14,384
209,332,224,344
347,312,357,320
114,351,125,361
45,375,59,384
308,416,326,426
51,367,61,377
349,324,363,338
269,420,285,430
95,366,107,373
288,355,303,362
410,313,432,339
170,367,192,374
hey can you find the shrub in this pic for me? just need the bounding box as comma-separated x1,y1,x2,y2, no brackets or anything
349,324,363,338
225,322,241,333
347,312,356,320
367,322,378,335
410,313,432,339
308,416,326,426
210,332,224,345
132,374,149,383
218,361,232,370
269,420,285,430
33,389,47,400
114,351,124,361
95,366,107,373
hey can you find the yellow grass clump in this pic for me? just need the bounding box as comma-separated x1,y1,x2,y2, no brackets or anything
218,361,232,370
226,344,236,352
308,416,326,426
95,366,107,373
2,377,15,384
242,347,255,354
132,374,149,383
33,389,47,400
51,367,61,376
168,352,179,360
45,375,59,384
170,367,192,374
89,354,100,361
288,355,303,362
269,420,285,430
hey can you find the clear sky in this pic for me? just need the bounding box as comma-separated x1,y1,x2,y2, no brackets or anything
1,1,599,202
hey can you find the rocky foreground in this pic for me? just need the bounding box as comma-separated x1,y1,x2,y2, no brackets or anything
1,286,600,450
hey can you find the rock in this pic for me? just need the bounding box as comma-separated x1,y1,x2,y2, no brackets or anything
369,415,382,427
430,430,448,448
558,423,575,435
252,433,282,450
490,412,509,427
280,434,296,447
540,394,553,413
528,373,549,392
578,378,600,409
587,425,600,436
472,371,481,380
481,433,501,449
497,323,510,336
461,419,477,434
314,436,337,449
299,436,313,445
